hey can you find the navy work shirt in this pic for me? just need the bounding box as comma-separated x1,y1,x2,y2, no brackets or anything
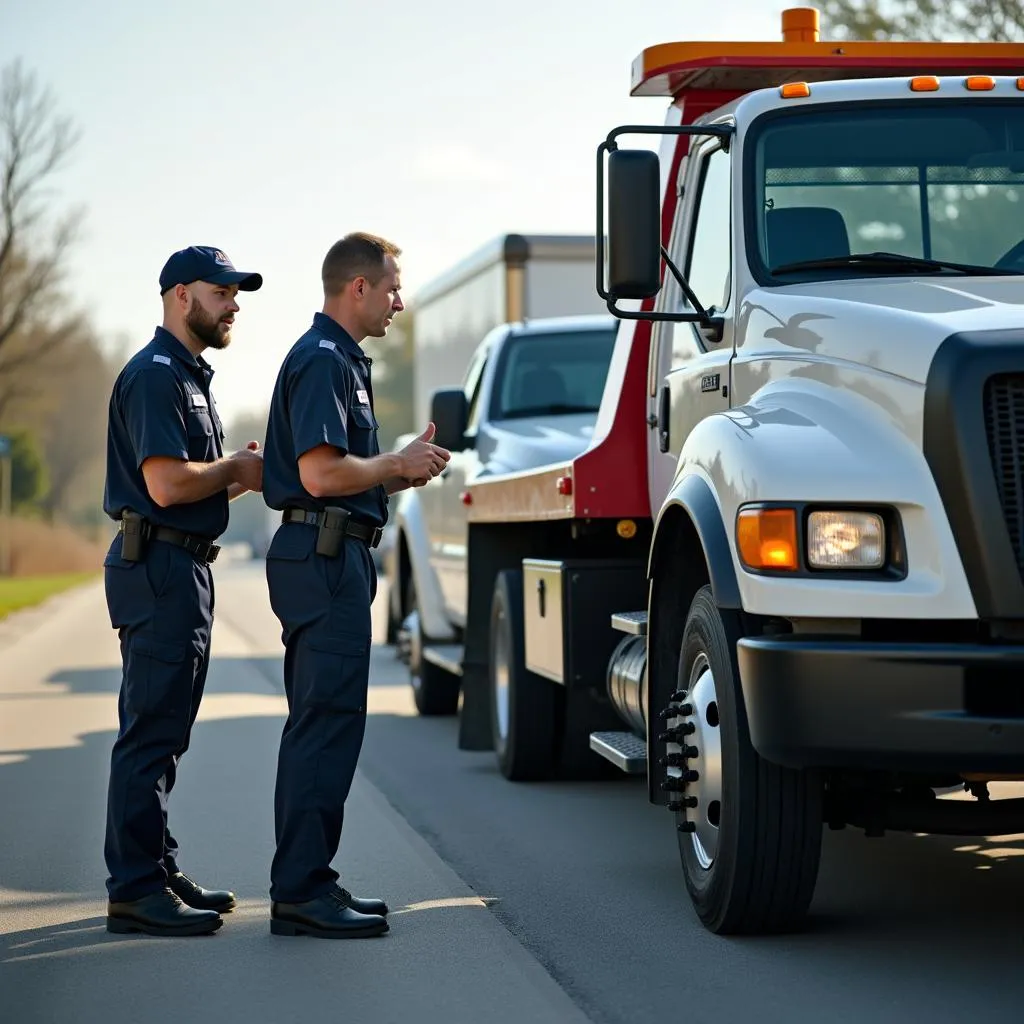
263,312,388,527
103,327,228,539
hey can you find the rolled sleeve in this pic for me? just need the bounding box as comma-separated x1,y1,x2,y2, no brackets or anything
122,367,188,468
289,353,352,459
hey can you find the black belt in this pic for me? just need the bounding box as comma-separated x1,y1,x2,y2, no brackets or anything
282,507,384,548
118,519,220,564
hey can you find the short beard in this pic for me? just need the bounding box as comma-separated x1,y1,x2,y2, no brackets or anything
186,299,230,350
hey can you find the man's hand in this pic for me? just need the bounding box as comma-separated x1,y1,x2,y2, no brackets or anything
396,423,450,483
230,441,264,493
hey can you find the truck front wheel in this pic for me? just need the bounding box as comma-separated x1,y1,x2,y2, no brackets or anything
669,586,823,934
489,569,558,780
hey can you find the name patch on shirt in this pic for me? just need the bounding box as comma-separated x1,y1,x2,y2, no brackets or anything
319,339,336,351
153,354,171,365
191,393,208,408
356,389,369,405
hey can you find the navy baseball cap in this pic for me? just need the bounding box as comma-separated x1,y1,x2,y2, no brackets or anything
159,246,263,295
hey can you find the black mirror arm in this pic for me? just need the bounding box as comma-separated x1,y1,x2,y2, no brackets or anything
660,245,712,323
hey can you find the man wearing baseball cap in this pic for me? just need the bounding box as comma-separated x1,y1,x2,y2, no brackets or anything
101,245,263,937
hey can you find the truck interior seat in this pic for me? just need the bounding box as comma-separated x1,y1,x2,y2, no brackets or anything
766,206,851,268
515,367,568,409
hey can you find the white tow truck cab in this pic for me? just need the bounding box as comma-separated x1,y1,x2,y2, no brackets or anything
450,7,1024,934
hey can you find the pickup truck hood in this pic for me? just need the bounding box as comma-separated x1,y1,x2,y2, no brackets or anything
745,277,1024,384
479,413,595,475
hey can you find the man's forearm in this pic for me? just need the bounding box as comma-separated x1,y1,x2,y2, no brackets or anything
145,457,238,508
301,450,402,499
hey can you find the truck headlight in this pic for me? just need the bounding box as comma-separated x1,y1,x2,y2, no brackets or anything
806,510,884,569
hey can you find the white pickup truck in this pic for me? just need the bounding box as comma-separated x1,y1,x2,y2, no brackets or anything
387,314,617,714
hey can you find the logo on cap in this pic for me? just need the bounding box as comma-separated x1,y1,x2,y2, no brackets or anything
212,250,230,265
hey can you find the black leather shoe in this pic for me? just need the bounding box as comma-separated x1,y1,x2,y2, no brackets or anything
168,872,236,913
333,884,389,917
271,888,389,939
107,888,222,937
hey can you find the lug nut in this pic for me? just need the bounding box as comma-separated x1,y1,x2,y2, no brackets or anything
670,689,688,702
677,821,696,834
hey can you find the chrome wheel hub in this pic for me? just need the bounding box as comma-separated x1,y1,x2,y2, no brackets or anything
660,651,723,870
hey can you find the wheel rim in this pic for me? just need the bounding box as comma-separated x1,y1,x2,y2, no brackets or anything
492,607,510,742
683,652,723,870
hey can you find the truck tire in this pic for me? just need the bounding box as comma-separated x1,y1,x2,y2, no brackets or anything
407,576,460,717
670,585,822,934
489,569,558,781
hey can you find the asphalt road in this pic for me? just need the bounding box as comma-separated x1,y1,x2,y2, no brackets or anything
5,559,1024,1024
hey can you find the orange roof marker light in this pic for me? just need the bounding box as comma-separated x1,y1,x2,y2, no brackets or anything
780,82,811,98
910,76,941,91
630,5,1024,99
965,75,996,90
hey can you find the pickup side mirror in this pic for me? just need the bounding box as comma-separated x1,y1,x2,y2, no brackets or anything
430,388,469,451
607,149,662,300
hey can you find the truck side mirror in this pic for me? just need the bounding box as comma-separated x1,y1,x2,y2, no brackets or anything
430,388,469,451
607,149,661,300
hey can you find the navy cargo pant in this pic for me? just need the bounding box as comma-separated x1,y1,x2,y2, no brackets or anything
103,535,213,903
265,523,375,904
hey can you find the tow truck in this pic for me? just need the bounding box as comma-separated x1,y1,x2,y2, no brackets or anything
425,7,1024,934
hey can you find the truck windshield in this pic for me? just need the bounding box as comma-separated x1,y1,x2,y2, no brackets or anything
492,327,617,420
752,102,1024,278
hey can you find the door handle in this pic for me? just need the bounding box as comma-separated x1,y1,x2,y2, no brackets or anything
658,385,671,453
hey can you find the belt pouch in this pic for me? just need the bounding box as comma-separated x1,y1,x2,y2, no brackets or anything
120,511,148,562
315,506,347,558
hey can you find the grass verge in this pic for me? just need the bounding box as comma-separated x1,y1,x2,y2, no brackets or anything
0,572,99,620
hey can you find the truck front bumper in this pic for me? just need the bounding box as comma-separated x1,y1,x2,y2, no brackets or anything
736,637,1024,772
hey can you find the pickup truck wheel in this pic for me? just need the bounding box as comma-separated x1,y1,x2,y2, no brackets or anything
670,586,822,934
490,569,558,781
406,577,459,717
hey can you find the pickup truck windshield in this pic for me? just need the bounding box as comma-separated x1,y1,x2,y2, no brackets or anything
753,102,1024,278
492,327,617,420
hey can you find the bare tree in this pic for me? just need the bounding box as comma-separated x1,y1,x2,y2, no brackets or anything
0,58,82,379
821,0,1024,42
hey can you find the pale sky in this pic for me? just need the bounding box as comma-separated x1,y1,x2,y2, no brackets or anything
3,0,783,424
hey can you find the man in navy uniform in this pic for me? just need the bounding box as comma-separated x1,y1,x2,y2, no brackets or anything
262,232,449,939
102,246,265,937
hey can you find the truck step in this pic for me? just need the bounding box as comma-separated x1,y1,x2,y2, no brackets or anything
589,731,647,774
611,611,647,636
423,644,465,677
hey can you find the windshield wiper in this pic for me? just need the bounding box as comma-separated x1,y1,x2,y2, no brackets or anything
771,251,1022,277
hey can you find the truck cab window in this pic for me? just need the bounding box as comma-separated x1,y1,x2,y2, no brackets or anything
685,146,732,314
491,327,617,420
463,345,490,434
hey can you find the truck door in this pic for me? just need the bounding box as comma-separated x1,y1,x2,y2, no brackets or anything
648,137,734,512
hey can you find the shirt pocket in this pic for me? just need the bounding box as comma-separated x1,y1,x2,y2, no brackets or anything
186,409,215,459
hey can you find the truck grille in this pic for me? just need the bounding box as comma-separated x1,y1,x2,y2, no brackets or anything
984,374,1024,567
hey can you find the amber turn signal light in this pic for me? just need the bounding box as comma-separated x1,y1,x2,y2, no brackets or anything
737,508,799,571
909,76,940,92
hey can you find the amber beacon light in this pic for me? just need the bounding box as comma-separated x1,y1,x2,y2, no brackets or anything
781,7,820,42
